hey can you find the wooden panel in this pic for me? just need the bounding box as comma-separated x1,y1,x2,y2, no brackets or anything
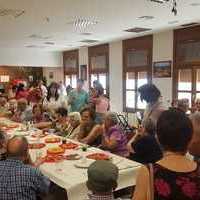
122,35,153,112
173,26,200,100
88,44,109,95
0,66,43,91
63,49,79,74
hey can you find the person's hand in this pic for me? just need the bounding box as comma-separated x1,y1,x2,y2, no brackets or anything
127,142,134,153
34,157,45,167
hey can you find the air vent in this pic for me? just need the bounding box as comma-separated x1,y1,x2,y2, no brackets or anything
124,27,152,33
80,39,99,43
181,22,199,27
67,18,98,27
138,16,154,20
44,42,55,45
0,9,25,18
29,34,52,40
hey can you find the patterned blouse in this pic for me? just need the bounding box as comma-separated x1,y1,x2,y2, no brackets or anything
152,163,200,200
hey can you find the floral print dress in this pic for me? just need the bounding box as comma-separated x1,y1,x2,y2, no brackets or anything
153,163,200,200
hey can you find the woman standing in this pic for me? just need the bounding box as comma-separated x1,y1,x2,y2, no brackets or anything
138,84,165,127
93,86,109,124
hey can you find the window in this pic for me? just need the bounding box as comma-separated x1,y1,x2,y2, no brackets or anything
174,26,200,107
63,50,79,88
91,73,107,94
0,75,9,83
89,44,109,95
123,36,153,112
65,74,77,89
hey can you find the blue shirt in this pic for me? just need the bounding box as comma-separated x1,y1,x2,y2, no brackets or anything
68,89,89,112
0,159,49,200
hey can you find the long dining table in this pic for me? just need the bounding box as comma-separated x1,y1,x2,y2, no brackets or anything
0,118,141,200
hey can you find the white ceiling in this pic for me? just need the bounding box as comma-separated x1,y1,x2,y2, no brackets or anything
0,0,200,51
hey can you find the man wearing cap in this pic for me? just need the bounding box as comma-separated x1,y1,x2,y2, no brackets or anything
87,160,120,200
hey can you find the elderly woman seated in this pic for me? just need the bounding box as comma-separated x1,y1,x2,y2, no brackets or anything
52,107,69,135
11,98,32,122
77,107,102,146
129,119,163,164
64,112,81,139
101,112,128,157
0,130,7,161
32,104,52,129
0,97,9,117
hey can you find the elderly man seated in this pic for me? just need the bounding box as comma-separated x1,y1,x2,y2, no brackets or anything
0,136,49,200
87,160,119,200
101,112,128,157
11,98,32,122
0,130,7,161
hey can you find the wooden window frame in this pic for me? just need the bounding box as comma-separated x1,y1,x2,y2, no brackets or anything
123,35,153,112
88,44,109,95
173,26,200,105
63,49,79,87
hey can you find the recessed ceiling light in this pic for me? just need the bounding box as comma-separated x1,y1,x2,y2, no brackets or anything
25,45,46,48
80,39,99,43
138,16,154,20
168,20,179,24
124,27,152,33
190,3,200,6
80,32,92,36
29,34,52,40
44,42,55,45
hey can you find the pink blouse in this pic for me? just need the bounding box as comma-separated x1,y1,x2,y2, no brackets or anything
95,97,109,114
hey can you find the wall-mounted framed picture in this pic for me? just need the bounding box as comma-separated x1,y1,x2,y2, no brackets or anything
49,72,54,79
80,65,87,81
153,60,172,78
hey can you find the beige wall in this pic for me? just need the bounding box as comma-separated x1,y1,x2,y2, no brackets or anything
109,41,123,112
43,67,64,85
153,31,174,107
0,48,62,67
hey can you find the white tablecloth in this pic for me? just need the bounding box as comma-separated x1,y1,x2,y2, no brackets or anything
2,118,141,200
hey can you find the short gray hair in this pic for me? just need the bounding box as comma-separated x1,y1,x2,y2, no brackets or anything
106,112,118,125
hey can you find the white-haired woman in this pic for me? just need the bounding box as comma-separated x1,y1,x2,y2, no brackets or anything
65,112,81,140
101,112,128,157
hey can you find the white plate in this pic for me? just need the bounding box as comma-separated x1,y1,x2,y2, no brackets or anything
74,158,95,168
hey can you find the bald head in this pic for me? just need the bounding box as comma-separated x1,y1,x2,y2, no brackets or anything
7,136,28,160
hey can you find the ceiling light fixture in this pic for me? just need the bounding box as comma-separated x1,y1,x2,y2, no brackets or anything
150,0,177,16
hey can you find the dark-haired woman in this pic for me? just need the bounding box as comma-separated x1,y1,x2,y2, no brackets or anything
133,109,200,200
45,82,62,113
129,118,162,164
77,107,102,146
138,84,165,127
